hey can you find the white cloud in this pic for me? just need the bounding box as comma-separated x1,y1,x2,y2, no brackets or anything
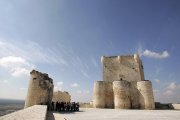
2,80,8,83
154,79,160,83
72,90,91,102
54,85,63,91
71,83,79,88
153,89,159,93
10,67,30,77
77,90,90,94
0,56,31,68
85,90,90,94
20,87,27,90
54,86,59,91
57,81,63,86
167,82,178,90
163,90,174,96
164,82,179,96
0,56,35,77
142,49,169,59
137,42,143,56
153,82,180,103
54,81,64,91
0,41,5,46
77,90,82,94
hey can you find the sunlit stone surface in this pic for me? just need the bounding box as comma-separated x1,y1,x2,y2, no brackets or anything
61,108,180,120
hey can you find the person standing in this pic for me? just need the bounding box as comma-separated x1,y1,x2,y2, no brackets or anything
51,101,54,111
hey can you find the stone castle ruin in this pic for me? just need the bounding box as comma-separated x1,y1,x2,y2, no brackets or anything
24,70,54,109
52,91,71,103
93,54,155,109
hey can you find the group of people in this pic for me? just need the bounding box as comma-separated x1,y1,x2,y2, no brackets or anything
51,101,79,112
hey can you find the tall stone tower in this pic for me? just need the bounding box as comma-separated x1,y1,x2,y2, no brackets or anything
24,70,54,109
93,54,155,109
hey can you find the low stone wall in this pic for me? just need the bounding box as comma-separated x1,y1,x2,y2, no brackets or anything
169,104,180,110
80,103,93,108
155,102,170,109
0,105,47,120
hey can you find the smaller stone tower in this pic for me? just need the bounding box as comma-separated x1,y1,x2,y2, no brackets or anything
93,81,106,108
24,70,54,109
52,91,71,102
113,80,131,109
137,80,155,109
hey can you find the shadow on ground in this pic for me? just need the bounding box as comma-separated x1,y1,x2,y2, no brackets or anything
46,110,84,120
59,110,84,114
46,112,55,120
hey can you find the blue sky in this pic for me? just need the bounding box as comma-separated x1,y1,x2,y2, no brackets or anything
0,0,180,103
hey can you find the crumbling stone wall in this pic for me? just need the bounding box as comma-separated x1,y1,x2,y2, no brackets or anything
24,70,54,109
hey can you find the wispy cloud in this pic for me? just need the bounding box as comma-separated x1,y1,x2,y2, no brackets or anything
0,80,8,83
72,89,91,102
71,83,79,88
0,38,67,65
70,56,85,68
91,57,98,68
153,89,159,93
70,55,90,78
20,87,27,90
77,90,90,95
163,82,180,97
0,56,35,77
81,69,89,78
54,81,64,91
167,82,178,90
77,90,82,94
3,80,8,83
85,90,90,94
137,42,143,55
57,81,63,86
154,78,160,83
76,90,90,94
153,82,180,103
142,49,169,59
163,90,174,96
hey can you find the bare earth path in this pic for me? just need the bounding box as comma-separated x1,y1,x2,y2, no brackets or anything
56,108,180,120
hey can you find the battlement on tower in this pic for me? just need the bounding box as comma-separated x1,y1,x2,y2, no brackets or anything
101,54,140,64
101,54,144,82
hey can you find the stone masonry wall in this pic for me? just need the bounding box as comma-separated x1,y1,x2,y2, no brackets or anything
93,54,155,110
52,91,71,102
101,54,144,82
